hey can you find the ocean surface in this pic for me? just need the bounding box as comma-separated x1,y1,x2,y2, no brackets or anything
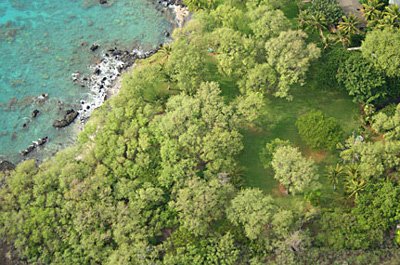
0,0,173,163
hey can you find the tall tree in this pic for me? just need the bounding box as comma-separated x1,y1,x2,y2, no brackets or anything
166,38,207,94
271,146,319,194
337,14,360,39
336,52,387,103
211,28,257,78
264,30,321,100
227,188,278,240
248,6,291,40
361,28,400,77
325,164,345,190
170,177,234,236
151,82,243,187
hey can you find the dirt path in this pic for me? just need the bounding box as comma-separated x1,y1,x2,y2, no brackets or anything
337,0,367,28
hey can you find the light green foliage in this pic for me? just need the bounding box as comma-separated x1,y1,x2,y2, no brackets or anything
214,4,246,32
372,103,400,140
194,10,219,33
271,146,319,194
163,230,240,265
183,0,214,12
265,30,321,100
296,110,343,150
307,0,344,26
260,138,291,169
336,52,386,103
211,28,257,78
170,177,234,236
340,140,400,180
233,92,265,124
337,14,360,39
248,6,291,40
227,188,278,240
238,63,278,95
166,38,207,94
362,28,400,77
205,232,240,265
151,82,243,187
246,0,292,10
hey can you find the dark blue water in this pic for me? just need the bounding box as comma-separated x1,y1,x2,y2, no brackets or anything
0,0,172,163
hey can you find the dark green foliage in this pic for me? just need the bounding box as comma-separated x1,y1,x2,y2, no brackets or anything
336,52,387,103
380,103,397,117
306,0,344,26
313,46,349,89
353,181,400,232
296,110,343,150
316,208,385,249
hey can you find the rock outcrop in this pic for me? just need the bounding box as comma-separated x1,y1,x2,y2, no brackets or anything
53,109,78,128
0,161,15,171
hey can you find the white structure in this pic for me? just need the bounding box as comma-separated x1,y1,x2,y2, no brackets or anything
389,0,400,5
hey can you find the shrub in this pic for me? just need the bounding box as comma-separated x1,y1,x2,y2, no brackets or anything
296,110,343,150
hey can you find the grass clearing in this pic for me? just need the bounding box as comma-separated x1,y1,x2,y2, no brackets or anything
236,63,361,206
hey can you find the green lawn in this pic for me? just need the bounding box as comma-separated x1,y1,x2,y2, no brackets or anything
201,46,361,207
236,67,361,206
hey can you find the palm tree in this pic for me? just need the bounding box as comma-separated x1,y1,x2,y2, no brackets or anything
300,11,329,47
344,164,366,199
335,29,351,49
338,14,360,40
325,164,345,190
229,164,246,188
384,4,400,28
298,10,310,29
158,44,172,63
362,0,384,21
306,12,327,40
376,15,397,29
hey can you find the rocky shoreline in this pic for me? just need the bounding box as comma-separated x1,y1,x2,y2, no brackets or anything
0,0,191,170
74,47,160,123
73,0,190,125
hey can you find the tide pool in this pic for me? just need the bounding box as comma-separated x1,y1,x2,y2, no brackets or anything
0,0,173,163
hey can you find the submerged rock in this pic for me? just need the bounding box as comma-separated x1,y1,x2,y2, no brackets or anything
20,137,49,156
31,109,40,118
53,109,78,128
90,44,99,52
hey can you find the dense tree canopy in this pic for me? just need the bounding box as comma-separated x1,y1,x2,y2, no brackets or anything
336,52,387,103
1,1,400,264
362,28,400,78
264,30,321,100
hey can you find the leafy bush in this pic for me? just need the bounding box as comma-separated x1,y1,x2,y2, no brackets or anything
313,46,349,89
296,110,343,150
336,52,387,103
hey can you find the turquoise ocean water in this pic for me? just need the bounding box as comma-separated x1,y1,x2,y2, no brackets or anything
0,0,172,163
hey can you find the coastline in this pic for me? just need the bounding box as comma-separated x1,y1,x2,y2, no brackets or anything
0,1,190,170
75,0,190,126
